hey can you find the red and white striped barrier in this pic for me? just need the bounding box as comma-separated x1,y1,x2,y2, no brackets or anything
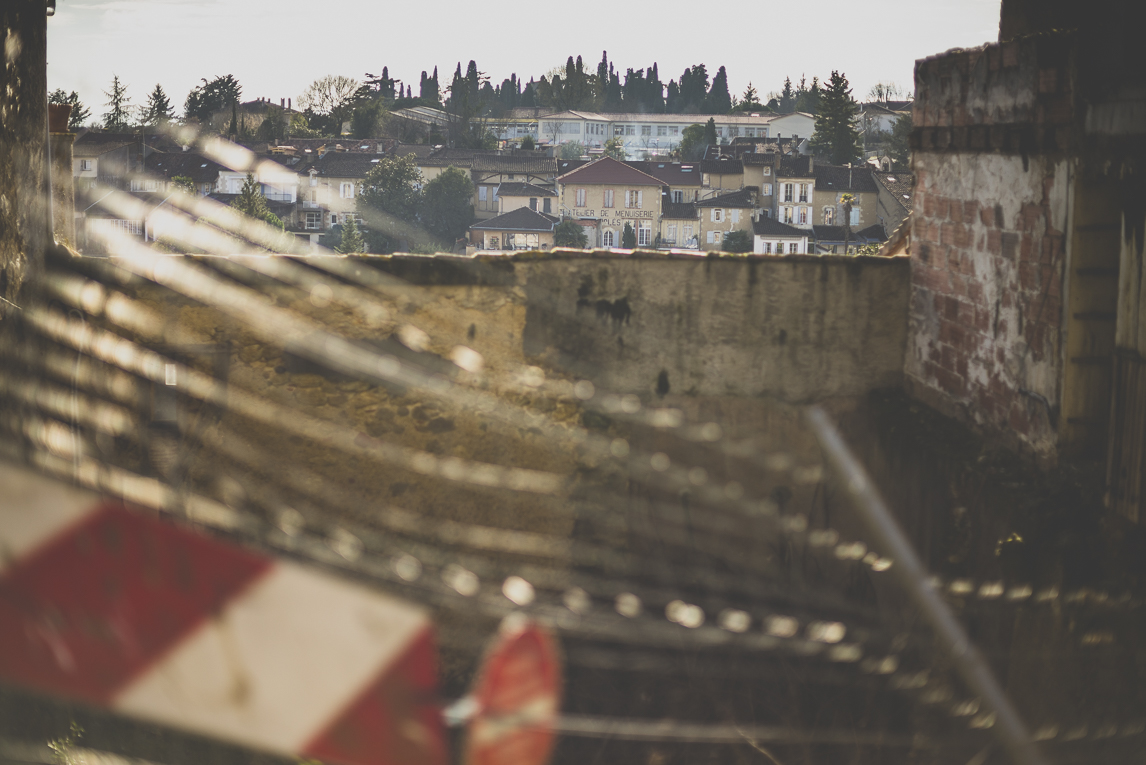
0,461,447,765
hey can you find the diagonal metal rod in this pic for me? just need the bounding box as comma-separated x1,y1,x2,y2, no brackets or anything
805,406,1047,765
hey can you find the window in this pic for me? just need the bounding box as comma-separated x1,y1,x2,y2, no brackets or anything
823,207,834,224
731,209,740,223
669,126,679,136
798,207,807,225
762,183,773,196
331,214,338,225
684,224,693,243
763,167,771,176
625,189,643,209
479,186,487,201
79,159,93,171
799,183,809,203
130,179,160,192
666,224,676,243
711,208,723,222
783,207,793,224
763,242,772,254
603,189,614,208
576,188,586,207
761,208,771,219
525,233,539,248
529,197,537,210
783,183,794,202
506,233,516,249
657,126,667,136
340,182,355,199
625,125,635,136
716,127,724,137
543,198,551,214
492,186,499,200
507,174,515,180
602,230,615,247
730,127,740,137
672,190,683,203
305,211,321,230
789,242,799,254
713,231,722,244
638,226,651,246
614,125,625,136
850,207,861,226
641,125,651,136
109,219,143,236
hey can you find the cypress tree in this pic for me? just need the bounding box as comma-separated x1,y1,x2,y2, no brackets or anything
705,66,732,114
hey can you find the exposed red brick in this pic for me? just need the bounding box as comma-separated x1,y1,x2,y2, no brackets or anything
980,206,995,228
987,230,1002,254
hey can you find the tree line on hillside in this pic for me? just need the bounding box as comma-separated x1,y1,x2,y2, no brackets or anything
55,53,909,144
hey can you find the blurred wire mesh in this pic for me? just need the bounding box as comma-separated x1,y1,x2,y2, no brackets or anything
1,132,1144,765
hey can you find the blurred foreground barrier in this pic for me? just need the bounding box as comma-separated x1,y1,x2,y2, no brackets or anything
0,460,447,765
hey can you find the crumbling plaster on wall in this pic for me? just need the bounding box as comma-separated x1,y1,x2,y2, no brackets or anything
908,152,1070,458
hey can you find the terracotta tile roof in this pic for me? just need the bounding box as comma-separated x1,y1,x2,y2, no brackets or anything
496,182,556,197
145,152,225,183
813,164,878,193
472,154,556,174
696,188,756,208
661,201,699,219
874,171,915,211
469,207,559,232
556,156,663,186
753,218,806,237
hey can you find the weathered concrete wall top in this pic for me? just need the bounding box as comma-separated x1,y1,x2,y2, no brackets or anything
510,253,910,402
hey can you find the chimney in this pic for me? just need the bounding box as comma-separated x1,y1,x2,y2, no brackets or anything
288,98,292,110
808,155,814,172
281,98,285,108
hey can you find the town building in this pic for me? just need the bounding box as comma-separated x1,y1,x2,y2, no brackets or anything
468,207,558,250
872,171,914,236
555,156,663,248
753,217,809,254
496,182,557,215
775,155,816,228
695,189,757,250
812,163,879,229
658,201,699,249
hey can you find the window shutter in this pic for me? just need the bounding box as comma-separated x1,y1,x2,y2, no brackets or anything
637,190,643,208
707,231,714,244
710,209,717,222
732,210,740,223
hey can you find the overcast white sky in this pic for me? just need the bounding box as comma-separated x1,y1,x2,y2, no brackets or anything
48,0,1000,122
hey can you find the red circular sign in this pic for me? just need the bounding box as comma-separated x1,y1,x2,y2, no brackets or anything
464,618,562,765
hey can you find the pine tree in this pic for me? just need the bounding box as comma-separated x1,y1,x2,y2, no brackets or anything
102,75,132,130
778,77,795,113
140,84,174,126
809,71,862,165
336,214,365,253
49,89,91,130
231,173,284,230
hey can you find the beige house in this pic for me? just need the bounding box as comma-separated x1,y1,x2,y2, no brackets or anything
469,207,557,251
556,156,663,248
496,182,557,216
417,150,557,220
659,201,700,249
812,164,879,230
695,189,757,250
295,151,389,231
700,157,745,198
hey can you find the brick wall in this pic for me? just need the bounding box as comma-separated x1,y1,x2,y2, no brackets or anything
907,34,1076,459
